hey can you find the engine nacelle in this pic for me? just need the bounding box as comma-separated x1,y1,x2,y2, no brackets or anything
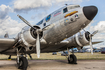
68,31,90,47
18,26,43,51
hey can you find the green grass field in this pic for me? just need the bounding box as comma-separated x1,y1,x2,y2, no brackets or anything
0,52,105,60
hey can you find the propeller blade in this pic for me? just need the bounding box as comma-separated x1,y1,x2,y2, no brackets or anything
17,15,36,30
91,30,98,37
89,35,93,54
36,30,40,58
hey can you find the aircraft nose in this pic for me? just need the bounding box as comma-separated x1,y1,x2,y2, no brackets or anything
83,6,98,20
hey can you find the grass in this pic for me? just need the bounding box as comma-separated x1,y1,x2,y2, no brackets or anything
0,52,105,60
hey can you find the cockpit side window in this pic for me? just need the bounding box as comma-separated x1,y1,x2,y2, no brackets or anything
46,14,51,22
36,20,43,25
63,7,68,13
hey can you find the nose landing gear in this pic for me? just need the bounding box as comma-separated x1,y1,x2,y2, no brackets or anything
67,48,77,64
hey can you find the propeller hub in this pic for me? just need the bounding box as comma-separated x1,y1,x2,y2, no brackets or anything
36,29,43,34
85,31,90,41
30,28,43,39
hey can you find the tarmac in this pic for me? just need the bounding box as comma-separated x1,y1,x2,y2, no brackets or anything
0,60,105,70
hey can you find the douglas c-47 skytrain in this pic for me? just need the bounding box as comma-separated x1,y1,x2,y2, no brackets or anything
0,4,101,70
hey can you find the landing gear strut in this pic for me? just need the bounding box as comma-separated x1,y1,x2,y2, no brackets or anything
28,54,33,60
67,48,77,64
8,55,11,60
16,48,28,70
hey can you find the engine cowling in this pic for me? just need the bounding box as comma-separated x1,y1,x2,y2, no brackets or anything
68,31,90,47
18,26,43,51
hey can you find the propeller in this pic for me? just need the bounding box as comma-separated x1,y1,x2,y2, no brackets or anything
17,15,42,58
17,15,36,30
36,29,41,58
89,30,98,54
91,30,98,37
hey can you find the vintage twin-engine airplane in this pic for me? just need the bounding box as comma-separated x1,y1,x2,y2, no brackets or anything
0,4,99,70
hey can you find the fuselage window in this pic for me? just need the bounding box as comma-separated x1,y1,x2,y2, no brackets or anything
43,23,46,26
63,7,68,13
36,20,43,25
46,14,51,22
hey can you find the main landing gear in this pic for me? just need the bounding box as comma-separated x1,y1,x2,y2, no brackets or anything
67,48,77,64
17,57,28,70
68,54,77,64
16,48,28,70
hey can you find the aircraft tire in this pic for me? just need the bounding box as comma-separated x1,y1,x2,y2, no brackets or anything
18,57,28,70
68,54,77,64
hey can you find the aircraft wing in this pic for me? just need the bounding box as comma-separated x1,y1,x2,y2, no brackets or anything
0,38,102,55
84,41,103,46
40,41,69,52
41,41,103,52
58,41,103,50
0,38,16,53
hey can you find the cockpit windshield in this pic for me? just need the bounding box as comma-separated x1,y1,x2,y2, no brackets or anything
67,5,80,10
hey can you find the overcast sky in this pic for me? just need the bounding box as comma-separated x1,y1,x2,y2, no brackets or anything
0,0,105,48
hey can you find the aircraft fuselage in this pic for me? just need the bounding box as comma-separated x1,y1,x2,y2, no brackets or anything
37,5,95,44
